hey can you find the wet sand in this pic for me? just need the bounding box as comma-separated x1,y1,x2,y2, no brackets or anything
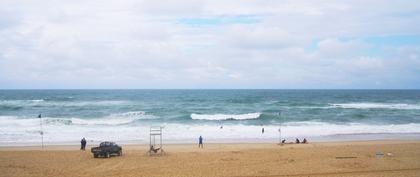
1,140,420,177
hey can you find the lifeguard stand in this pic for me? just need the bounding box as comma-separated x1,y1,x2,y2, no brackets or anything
148,126,164,155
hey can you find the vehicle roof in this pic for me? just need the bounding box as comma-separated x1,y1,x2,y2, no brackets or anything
99,141,117,146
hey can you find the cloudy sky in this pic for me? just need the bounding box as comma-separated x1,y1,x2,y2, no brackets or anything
1,0,420,89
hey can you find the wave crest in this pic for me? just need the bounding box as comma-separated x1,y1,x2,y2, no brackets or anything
71,111,156,125
191,112,261,120
109,111,145,118
330,103,420,110
70,117,135,125
0,111,156,126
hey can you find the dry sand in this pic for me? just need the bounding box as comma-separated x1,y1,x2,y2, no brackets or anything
1,140,420,177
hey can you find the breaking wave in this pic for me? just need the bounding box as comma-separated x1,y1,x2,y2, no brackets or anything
191,112,261,120
109,111,146,118
330,103,420,110
0,100,130,109
70,117,137,125
0,111,156,126
71,111,157,125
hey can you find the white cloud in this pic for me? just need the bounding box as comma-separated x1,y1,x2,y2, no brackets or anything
0,0,420,88
316,38,369,59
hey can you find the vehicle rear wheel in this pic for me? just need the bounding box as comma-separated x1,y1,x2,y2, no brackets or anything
105,152,110,158
93,154,98,158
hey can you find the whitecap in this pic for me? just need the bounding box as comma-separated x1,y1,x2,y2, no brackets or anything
70,117,136,125
109,111,146,117
191,112,261,120
30,99,44,102
70,111,156,125
330,103,420,110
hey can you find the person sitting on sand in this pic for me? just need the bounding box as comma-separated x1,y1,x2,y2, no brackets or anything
198,136,203,148
150,145,161,153
282,139,286,144
302,138,307,144
295,138,300,144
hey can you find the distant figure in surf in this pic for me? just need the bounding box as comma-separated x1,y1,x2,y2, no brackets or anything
220,126,223,129
38,114,41,118
262,128,265,134
302,138,308,144
295,138,300,144
198,136,203,148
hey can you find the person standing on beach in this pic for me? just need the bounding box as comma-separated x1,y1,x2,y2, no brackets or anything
262,128,265,134
81,138,87,150
198,136,203,148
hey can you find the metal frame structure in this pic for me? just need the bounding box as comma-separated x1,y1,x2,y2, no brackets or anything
148,126,164,155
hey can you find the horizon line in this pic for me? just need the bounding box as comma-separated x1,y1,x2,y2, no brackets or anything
1,88,419,90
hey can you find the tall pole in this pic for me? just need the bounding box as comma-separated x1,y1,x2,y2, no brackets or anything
278,128,281,144
39,114,44,149
278,111,281,144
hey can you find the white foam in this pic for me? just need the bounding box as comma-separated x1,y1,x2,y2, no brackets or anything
80,111,156,125
30,99,44,102
0,116,41,127
0,100,43,107
110,111,146,118
0,99,44,102
162,122,420,142
69,111,156,125
330,103,420,110
0,100,130,107
2,117,420,145
0,111,155,127
191,112,261,120
70,117,135,125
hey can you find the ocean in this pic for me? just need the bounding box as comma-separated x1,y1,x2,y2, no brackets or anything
1,89,420,145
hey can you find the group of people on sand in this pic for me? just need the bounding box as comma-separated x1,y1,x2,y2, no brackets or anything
296,138,308,144
197,135,308,149
281,138,308,144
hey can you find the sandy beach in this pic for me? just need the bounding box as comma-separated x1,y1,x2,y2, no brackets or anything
1,140,420,177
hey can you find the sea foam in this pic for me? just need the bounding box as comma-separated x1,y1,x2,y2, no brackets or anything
2,118,420,145
191,112,261,120
71,111,156,125
0,99,130,108
330,103,420,110
0,111,155,127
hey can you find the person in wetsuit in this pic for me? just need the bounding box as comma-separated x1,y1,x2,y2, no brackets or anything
81,138,87,150
198,136,203,148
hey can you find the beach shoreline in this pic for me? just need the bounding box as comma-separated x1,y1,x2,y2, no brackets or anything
1,140,420,176
2,132,420,147
1,139,417,150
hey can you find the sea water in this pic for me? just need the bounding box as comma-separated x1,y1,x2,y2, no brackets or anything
1,89,420,145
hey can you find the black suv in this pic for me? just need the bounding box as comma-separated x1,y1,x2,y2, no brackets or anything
91,141,122,158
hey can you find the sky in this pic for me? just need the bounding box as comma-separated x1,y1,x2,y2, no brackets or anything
0,0,420,89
